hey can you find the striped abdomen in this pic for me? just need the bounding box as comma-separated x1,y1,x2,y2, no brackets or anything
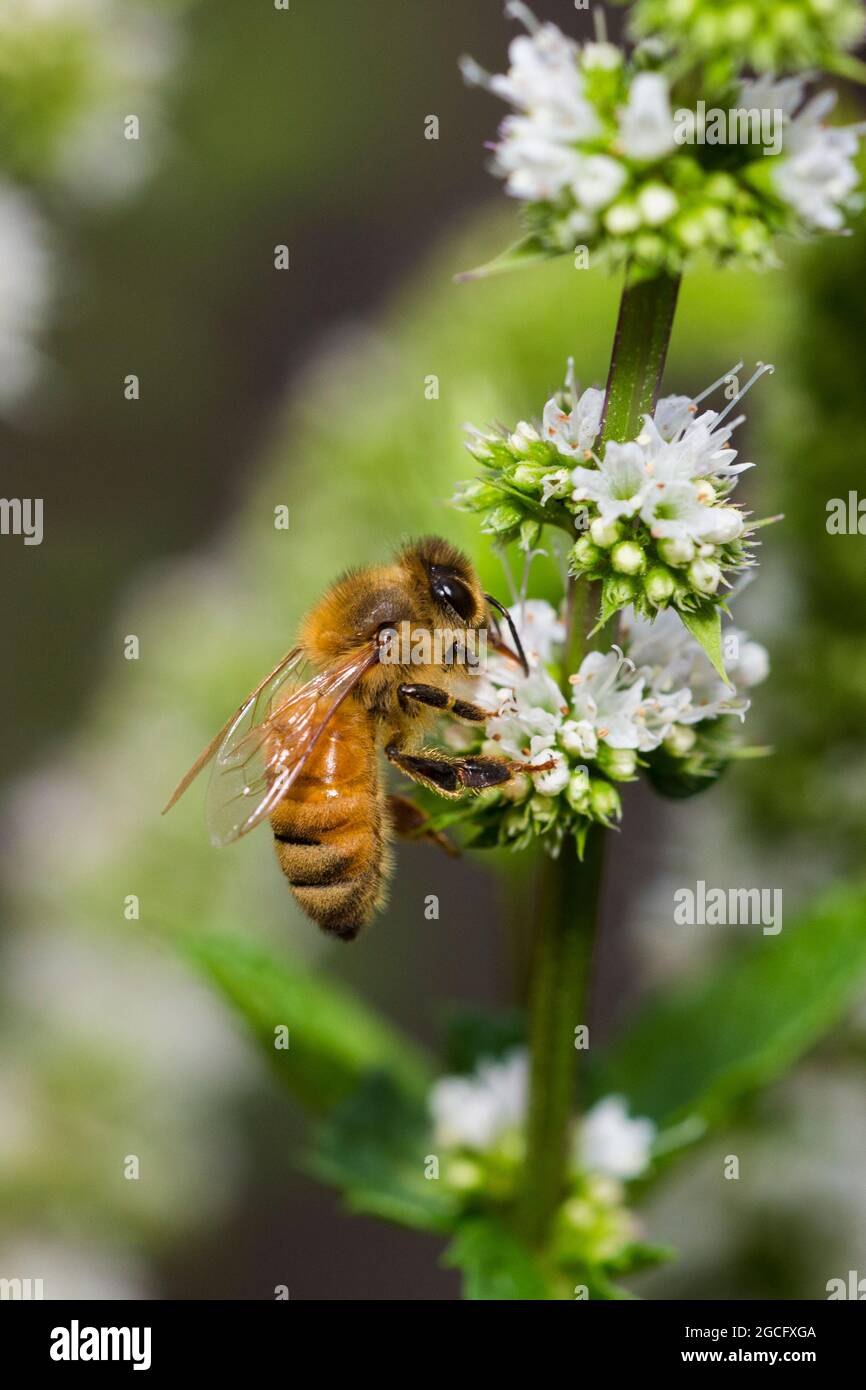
269,703,388,941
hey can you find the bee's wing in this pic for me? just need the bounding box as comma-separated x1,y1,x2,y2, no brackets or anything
204,641,380,846
162,646,305,815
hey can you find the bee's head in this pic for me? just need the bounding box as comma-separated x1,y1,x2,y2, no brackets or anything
300,536,527,689
396,536,487,631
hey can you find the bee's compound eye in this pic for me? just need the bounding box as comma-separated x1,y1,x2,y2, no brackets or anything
429,566,475,621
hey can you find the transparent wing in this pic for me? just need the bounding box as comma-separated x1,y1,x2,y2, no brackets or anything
162,647,304,816
204,641,379,846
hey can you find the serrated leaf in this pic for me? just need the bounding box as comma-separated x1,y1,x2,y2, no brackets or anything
177,932,431,1111
678,603,730,684
589,883,866,1129
454,234,561,283
444,1217,556,1300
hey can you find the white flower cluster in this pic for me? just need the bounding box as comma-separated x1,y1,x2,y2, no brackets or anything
462,7,863,274
430,1048,655,1181
756,77,865,234
460,360,770,622
456,597,767,847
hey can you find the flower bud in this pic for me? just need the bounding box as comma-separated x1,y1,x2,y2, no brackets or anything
663,724,697,757
512,464,543,489
590,516,623,549
483,502,523,535
611,540,646,576
688,557,722,595
657,535,695,567
589,779,622,823
561,720,597,758
637,183,678,226
604,201,641,234
509,421,541,455
520,518,542,551
605,574,637,606
700,506,744,544
566,766,591,812
455,479,499,508
464,438,494,462
530,794,560,832
571,535,602,571
596,745,638,780
644,565,675,606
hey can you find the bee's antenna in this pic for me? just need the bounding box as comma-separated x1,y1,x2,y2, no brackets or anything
484,593,529,676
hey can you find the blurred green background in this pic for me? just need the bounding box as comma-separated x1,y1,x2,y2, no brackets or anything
1,0,865,1300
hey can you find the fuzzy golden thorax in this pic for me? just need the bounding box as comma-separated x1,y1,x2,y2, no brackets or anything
297,536,490,715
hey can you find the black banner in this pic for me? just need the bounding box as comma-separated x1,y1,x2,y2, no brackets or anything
3,1298,863,1374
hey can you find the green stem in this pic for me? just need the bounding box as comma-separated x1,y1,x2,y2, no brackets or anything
516,266,681,1252
563,569,591,675
517,829,603,1246
601,271,681,445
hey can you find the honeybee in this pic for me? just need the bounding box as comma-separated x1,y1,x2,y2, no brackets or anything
164,537,542,941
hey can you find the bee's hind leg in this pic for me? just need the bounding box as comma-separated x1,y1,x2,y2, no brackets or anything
387,794,460,858
385,743,537,797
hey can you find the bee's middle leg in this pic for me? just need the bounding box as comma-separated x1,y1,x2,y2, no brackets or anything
398,683,493,724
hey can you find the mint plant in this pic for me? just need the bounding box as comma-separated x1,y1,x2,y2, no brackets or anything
171,2,866,1298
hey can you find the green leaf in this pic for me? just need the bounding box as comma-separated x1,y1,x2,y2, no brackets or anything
678,603,730,684
444,1217,556,1300
590,883,866,1129
177,932,431,1112
307,1072,457,1233
454,234,561,283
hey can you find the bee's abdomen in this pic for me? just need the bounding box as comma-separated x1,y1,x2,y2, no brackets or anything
269,714,387,941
